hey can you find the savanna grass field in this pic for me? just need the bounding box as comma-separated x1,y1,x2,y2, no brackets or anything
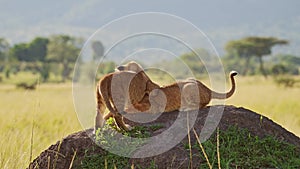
0,72,300,168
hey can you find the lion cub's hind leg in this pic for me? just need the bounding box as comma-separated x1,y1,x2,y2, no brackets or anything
180,82,200,111
95,109,104,133
110,91,132,131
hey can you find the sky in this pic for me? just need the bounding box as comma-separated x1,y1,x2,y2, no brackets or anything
1,0,299,55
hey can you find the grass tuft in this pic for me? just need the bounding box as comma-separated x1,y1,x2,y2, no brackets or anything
80,118,156,169
192,126,300,168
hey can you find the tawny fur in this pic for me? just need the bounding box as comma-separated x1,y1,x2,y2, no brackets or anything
96,61,237,132
125,71,238,114
95,62,160,131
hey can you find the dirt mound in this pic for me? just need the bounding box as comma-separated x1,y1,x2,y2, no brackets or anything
28,106,300,169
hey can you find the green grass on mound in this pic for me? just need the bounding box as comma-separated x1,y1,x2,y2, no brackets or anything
80,118,155,169
79,124,300,169
190,126,300,169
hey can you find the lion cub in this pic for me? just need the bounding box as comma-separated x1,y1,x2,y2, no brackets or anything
116,62,238,114
126,71,237,113
95,62,160,131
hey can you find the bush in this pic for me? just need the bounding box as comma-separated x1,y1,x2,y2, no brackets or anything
271,64,287,75
16,81,37,90
273,76,297,88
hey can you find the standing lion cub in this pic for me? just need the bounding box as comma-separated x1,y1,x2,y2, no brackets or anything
95,62,160,131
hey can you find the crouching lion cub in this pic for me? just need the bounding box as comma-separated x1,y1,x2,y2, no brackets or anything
125,71,238,113
95,61,160,131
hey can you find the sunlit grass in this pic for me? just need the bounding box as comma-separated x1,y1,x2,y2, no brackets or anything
0,71,62,84
0,75,300,168
0,83,81,168
226,76,300,137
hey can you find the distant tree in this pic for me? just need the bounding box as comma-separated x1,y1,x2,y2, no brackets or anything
9,43,30,61
72,41,104,83
91,41,104,61
271,64,288,75
28,37,49,61
0,38,10,73
180,48,211,76
46,35,82,81
39,63,51,82
225,36,288,77
225,40,256,75
9,37,49,62
276,54,300,66
271,54,300,75
0,38,10,61
245,37,288,77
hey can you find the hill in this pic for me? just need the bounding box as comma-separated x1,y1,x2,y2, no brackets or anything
1,1,300,57
28,106,300,168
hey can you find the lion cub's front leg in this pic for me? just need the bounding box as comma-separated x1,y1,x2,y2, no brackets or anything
114,113,131,131
103,111,131,131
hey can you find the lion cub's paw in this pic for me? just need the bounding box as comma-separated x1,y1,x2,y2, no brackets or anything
125,124,132,131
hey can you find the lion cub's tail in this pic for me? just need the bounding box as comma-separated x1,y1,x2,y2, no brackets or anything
211,71,238,99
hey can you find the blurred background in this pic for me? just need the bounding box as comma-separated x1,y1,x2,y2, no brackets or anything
1,0,300,168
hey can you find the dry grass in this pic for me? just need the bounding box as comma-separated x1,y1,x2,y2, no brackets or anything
0,83,81,169
225,76,300,137
0,75,300,168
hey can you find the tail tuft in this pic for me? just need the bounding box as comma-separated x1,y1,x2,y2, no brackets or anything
230,71,238,77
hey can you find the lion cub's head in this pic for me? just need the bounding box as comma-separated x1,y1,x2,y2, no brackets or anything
116,61,144,73
116,61,161,97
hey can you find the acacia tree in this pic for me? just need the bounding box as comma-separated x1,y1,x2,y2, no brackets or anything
0,38,10,61
225,40,256,75
91,41,104,61
28,37,49,62
28,37,50,82
180,48,211,76
225,36,288,77
9,37,49,62
9,43,29,61
0,38,10,77
47,35,82,82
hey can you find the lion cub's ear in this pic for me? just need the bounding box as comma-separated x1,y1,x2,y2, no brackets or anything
115,65,125,72
129,61,144,72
